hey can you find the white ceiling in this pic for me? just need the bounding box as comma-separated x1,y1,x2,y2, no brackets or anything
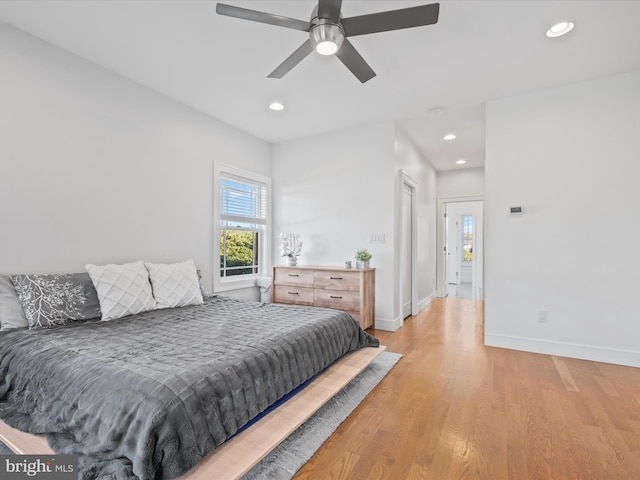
1,0,639,171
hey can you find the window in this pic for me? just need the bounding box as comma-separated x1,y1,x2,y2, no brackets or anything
214,164,270,291
462,215,473,262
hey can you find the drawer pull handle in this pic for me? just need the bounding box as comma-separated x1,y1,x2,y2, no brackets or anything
330,295,343,299
330,276,343,280
288,291,299,295
288,274,299,277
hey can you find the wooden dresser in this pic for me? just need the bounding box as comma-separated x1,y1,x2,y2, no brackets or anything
272,265,375,330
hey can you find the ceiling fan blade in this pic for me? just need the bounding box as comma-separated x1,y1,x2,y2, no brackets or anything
342,3,440,37
268,40,314,79
317,0,343,23
216,3,310,32
335,38,376,83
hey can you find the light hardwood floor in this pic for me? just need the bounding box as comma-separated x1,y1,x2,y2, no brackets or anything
294,298,640,479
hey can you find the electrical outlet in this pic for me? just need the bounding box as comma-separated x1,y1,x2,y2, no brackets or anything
537,310,548,323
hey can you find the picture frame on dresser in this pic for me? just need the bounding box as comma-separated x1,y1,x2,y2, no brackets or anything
272,265,375,330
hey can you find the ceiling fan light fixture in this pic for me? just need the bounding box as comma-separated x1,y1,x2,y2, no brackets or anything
310,20,344,55
316,40,339,56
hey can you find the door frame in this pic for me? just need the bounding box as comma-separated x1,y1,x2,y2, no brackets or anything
444,206,462,287
437,195,484,298
400,171,418,318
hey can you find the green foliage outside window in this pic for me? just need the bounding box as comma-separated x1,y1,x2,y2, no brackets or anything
220,230,258,276
462,215,473,262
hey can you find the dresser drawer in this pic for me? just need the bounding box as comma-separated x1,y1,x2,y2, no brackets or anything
313,289,360,311
313,270,360,291
274,268,314,286
274,285,314,306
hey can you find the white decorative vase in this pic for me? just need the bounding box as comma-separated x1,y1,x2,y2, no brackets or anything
286,256,298,266
356,260,369,269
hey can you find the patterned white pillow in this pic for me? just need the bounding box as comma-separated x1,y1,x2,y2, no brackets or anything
145,259,204,309
85,261,156,321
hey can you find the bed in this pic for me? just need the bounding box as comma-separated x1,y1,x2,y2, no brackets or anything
0,293,379,479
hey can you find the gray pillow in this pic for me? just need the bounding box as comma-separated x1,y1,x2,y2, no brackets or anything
0,275,29,330
196,268,211,297
10,273,101,329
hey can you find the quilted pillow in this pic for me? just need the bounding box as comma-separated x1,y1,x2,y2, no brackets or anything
9,272,101,329
0,275,29,330
145,260,204,309
85,261,156,321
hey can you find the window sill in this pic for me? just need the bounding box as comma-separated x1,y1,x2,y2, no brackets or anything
214,276,260,293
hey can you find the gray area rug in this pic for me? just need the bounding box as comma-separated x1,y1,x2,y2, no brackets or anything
0,350,402,479
242,350,401,480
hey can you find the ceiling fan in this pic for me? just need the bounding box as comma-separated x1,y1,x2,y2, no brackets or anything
216,0,440,83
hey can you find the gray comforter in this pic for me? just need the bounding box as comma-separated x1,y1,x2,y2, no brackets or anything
0,295,379,479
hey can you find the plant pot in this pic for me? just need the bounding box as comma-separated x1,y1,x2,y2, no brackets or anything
286,256,298,266
356,260,369,269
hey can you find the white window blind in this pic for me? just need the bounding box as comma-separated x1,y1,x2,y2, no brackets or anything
220,173,267,230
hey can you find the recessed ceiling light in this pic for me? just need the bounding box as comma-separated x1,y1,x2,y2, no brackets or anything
443,133,456,141
546,21,574,38
269,102,284,111
456,159,466,165
428,107,444,115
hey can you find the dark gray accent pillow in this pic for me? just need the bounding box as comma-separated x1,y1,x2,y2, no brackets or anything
196,268,213,297
10,273,101,329
0,275,29,330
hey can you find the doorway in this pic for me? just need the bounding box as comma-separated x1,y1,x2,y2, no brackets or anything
444,200,483,299
400,172,417,319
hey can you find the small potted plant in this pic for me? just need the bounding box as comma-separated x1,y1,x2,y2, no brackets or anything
355,248,372,269
279,233,302,266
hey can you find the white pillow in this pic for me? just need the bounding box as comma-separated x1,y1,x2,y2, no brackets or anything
145,259,204,309
85,261,156,321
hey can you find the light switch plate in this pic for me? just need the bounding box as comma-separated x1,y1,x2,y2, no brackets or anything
368,233,385,243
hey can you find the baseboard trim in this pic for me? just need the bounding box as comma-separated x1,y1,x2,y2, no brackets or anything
485,333,640,368
375,292,437,332
418,291,437,312
374,316,403,332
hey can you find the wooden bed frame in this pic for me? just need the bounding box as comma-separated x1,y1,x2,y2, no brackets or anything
0,345,385,480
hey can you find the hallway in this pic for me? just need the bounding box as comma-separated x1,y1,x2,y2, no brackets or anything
446,281,483,300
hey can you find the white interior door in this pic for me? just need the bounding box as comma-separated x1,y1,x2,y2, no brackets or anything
445,206,459,286
443,200,484,299
401,183,413,318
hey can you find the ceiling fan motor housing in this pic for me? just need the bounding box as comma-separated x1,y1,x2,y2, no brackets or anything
310,18,345,55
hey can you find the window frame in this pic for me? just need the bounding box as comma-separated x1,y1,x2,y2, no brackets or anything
462,214,473,263
213,163,271,292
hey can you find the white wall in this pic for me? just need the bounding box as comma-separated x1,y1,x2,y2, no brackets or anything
272,122,396,326
485,69,640,367
0,21,271,299
394,128,438,316
437,167,485,199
